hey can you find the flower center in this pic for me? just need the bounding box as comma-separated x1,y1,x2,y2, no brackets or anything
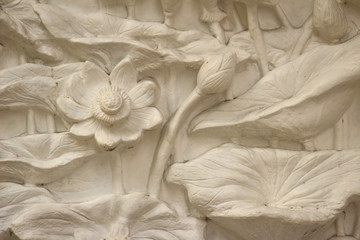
98,86,123,115
93,85,131,124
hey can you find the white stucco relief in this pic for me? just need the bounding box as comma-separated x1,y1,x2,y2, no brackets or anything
1,0,360,239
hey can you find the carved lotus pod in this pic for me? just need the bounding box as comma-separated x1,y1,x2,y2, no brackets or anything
313,0,348,43
197,52,237,95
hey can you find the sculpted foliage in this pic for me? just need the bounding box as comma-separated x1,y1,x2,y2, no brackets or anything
1,0,360,239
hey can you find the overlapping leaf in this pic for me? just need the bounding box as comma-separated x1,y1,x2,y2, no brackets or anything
0,0,62,61
0,64,55,111
0,183,55,238
0,133,98,185
33,3,93,39
10,193,206,240
0,63,83,112
167,143,360,240
32,3,249,72
191,36,360,141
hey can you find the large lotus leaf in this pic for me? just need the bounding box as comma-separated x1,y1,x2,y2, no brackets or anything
44,156,113,203
0,183,55,238
0,133,99,185
67,38,165,73
33,3,249,72
0,0,48,39
0,63,83,112
0,64,55,111
0,0,63,61
33,4,93,39
11,193,206,240
167,144,360,240
191,36,360,141
69,37,242,73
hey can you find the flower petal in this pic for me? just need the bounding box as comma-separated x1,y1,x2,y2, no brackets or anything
129,107,163,130
117,121,143,143
57,97,92,121
83,61,109,90
94,125,122,151
70,119,99,138
74,228,102,240
93,107,163,149
128,80,158,109
110,59,137,92
68,74,93,107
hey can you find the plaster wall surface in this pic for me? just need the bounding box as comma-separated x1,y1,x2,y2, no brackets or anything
0,0,360,239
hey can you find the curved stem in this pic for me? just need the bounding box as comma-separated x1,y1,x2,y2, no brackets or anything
246,3,269,76
336,212,346,237
97,0,103,11
161,0,181,27
209,22,226,45
27,109,36,135
46,113,56,133
290,18,312,61
125,0,136,20
302,138,315,151
352,204,360,238
274,4,290,28
334,118,345,150
111,150,125,194
147,88,203,197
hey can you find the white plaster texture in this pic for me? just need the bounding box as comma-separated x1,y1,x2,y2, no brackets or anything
1,0,360,239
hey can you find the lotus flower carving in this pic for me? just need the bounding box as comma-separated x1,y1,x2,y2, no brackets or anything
57,60,163,151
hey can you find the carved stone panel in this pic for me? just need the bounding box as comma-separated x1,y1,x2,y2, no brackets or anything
1,0,360,239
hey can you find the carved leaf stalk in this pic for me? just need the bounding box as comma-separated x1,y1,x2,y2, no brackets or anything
147,52,237,197
26,109,36,135
2,1,360,239
353,205,360,239
125,0,136,20
245,1,269,76
290,18,313,61
161,0,182,27
272,0,291,28
330,213,357,239
110,150,125,194
147,89,202,197
46,112,56,133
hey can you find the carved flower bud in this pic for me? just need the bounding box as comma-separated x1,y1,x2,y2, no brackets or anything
313,0,348,43
197,52,237,95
